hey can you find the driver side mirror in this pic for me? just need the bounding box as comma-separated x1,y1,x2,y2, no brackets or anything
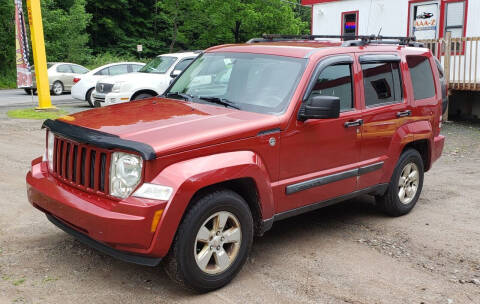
170,69,182,78
298,95,340,122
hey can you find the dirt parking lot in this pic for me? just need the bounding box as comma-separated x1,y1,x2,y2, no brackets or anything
0,108,479,304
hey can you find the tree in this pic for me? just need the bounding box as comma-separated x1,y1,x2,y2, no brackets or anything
42,0,92,64
0,0,16,86
160,0,310,52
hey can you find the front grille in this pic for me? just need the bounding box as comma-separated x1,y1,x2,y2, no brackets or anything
52,136,111,195
95,83,113,94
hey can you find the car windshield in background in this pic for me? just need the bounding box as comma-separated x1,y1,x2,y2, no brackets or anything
167,53,306,115
138,56,177,74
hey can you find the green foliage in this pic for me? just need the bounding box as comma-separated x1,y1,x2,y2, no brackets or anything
42,0,92,64
0,0,16,88
86,52,146,70
0,0,311,88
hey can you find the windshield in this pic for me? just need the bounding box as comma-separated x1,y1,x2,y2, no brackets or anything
138,56,177,74
167,53,306,115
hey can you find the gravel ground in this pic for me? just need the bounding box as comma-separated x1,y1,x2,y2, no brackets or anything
0,110,479,304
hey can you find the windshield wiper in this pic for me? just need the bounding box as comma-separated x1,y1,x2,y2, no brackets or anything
198,96,240,110
164,92,194,101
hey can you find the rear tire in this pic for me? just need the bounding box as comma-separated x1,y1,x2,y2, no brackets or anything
163,189,253,292
376,149,424,216
86,88,94,107
51,81,64,95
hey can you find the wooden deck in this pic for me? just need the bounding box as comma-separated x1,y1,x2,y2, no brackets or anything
421,35,480,92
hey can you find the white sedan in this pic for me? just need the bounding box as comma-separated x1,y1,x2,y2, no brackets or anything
71,62,145,107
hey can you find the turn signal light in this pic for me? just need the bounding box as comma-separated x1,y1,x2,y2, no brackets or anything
151,209,164,233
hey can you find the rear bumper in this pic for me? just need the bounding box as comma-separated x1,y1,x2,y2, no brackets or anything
26,158,168,259
431,135,445,165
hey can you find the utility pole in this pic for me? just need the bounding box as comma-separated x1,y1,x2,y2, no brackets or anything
26,0,55,111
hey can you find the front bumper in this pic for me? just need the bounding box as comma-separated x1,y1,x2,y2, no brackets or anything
93,91,131,106
26,158,167,260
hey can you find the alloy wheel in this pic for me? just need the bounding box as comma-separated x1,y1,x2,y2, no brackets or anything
398,162,419,205
53,82,63,95
194,211,242,275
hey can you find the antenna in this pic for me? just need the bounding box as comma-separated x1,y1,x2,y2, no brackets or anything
377,27,382,36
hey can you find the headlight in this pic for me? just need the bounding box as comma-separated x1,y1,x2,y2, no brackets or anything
110,152,143,198
133,183,173,201
46,130,55,171
112,82,126,93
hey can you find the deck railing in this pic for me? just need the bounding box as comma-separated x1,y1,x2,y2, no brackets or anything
420,33,480,91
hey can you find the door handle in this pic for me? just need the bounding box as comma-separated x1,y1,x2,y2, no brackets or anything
396,110,412,118
344,119,363,128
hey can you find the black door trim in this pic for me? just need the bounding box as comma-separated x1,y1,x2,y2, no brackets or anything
285,162,384,195
276,183,388,221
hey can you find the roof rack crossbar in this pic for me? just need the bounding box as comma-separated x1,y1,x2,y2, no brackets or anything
249,34,419,46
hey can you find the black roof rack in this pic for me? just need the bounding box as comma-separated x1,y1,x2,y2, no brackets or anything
247,34,424,47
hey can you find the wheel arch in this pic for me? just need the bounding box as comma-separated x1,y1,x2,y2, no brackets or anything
85,87,95,100
148,151,275,257
131,89,158,101
401,139,431,171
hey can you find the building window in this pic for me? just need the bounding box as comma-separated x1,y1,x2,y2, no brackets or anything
410,1,439,40
341,11,358,38
444,1,465,38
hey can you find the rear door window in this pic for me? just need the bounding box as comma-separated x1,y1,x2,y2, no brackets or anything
361,62,403,107
71,65,89,74
108,64,129,76
407,56,436,100
130,64,144,72
57,64,72,73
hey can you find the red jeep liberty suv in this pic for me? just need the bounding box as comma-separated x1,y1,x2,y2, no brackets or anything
27,35,445,292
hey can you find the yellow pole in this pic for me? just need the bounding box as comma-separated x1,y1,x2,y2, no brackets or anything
26,0,55,110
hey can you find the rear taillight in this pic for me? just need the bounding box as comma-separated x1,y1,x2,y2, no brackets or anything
73,77,81,84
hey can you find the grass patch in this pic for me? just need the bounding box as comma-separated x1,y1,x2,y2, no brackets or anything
7,108,68,120
13,278,25,286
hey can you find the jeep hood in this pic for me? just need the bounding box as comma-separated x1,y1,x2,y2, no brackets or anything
59,98,281,158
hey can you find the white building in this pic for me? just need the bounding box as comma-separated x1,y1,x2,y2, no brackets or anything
303,0,479,40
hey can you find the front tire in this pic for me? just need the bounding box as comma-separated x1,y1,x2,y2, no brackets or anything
86,88,95,107
164,189,254,292
376,149,424,216
51,81,64,95
132,93,153,101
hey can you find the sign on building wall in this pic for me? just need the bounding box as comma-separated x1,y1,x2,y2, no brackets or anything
412,3,439,40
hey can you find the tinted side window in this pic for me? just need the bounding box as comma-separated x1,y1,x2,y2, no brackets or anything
71,65,89,74
407,56,436,100
57,65,72,73
130,64,143,72
108,64,129,76
174,58,194,72
362,62,402,107
94,68,109,76
311,64,354,111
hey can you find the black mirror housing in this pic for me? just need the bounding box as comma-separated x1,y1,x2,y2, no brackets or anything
298,95,340,121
